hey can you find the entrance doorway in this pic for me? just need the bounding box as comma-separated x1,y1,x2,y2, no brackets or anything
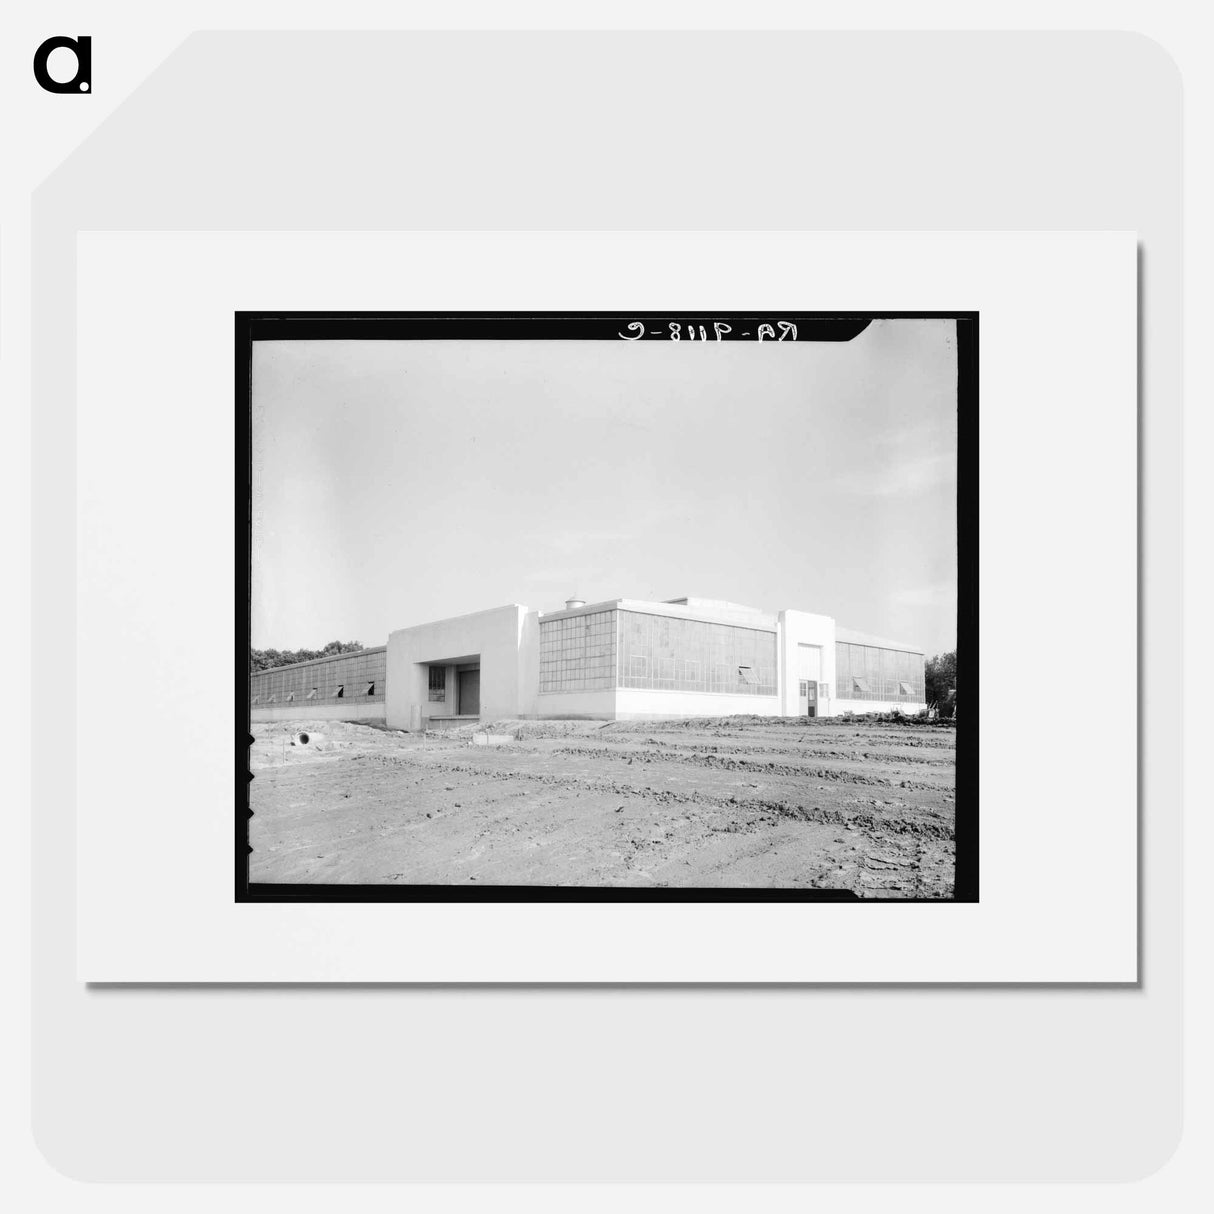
458,668,480,716
797,643,823,718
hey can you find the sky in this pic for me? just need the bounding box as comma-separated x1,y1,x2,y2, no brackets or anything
250,319,958,656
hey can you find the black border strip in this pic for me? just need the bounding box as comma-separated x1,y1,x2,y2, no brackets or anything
953,316,979,901
237,312,977,904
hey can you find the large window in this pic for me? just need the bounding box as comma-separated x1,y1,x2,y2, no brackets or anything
249,647,387,706
617,610,777,697
428,666,446,702
539,609,617,693
834,642,925,701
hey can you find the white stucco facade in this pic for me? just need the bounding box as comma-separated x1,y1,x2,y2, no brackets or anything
385,604,536,730
375,595,927,728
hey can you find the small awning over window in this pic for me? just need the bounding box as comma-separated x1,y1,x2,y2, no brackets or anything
853,677,870,693
899,681,914,695
363,682,375,696
738,666,759,686
306,688,318,700
333,685,344,698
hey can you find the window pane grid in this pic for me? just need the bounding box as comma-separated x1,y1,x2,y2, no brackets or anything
617,610,777,697
834,641,925,701
539,609,617,692
250,648,387,705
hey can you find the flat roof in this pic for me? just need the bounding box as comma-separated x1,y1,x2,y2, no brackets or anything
285,599,925,654
540,597,778,631
387,603,527,636
835,627,923,654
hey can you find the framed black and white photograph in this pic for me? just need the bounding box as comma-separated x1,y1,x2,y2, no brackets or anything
239,311,977,902
73,229,1136,983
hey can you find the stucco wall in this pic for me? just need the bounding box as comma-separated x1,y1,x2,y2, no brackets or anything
386,604,527,730
613,688,781,720
777,610,837,716
517,610,541,717
533,688,617,720
832,699,928,716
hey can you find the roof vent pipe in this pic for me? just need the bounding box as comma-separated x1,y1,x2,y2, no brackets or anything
565,597,586,611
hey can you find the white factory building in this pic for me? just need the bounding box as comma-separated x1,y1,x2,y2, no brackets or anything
251,595,927,727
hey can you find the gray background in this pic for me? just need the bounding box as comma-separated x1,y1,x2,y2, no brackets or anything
32,32,1180,1180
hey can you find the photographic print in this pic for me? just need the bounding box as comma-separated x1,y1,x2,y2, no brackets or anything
240,312,976,902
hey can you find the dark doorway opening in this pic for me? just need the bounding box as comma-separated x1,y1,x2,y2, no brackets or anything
458,668,480,716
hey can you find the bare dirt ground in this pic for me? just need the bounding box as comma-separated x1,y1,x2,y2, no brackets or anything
248,715,956,896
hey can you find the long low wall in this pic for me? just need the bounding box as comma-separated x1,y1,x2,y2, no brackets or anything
831,699,927,716
533,688,617,720
613,688,782,720
250,701,386,724
528,687,786,721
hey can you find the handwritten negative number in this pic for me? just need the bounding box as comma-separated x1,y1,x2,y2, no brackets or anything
617,321,798,341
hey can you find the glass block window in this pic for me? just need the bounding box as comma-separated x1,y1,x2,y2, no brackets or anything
250,647,387,708
617,610,777,696
428,666,446,702
539,609,617,693
835,642,925,701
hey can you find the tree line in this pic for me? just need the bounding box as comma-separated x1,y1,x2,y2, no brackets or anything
250,640,364,673
924,650,957,718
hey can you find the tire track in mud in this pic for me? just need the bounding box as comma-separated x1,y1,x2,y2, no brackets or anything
519,744,949,791
857,750,956,767
358,752,955,840
598,719,958,747
598,737,956,767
